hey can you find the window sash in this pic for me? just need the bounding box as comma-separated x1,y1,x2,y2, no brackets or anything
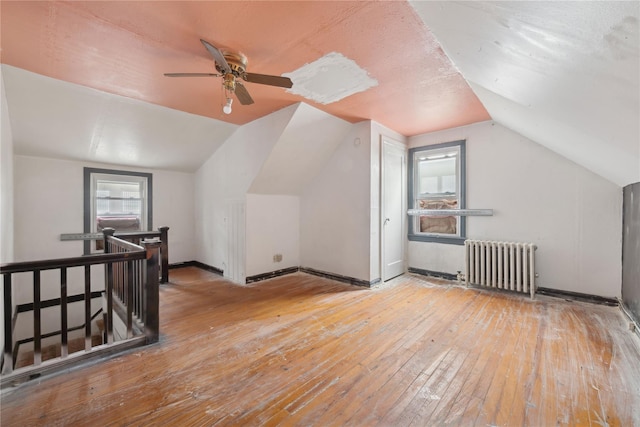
84,168,153,254
408,140,466,245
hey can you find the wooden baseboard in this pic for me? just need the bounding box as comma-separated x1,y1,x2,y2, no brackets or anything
170,261,223,276
299,267,378,288
407,268,622,308
536,287,618,306
408,267,457,281
246,267,300,284
174,262,378,288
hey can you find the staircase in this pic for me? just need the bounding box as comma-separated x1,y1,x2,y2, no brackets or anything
1,230,162,388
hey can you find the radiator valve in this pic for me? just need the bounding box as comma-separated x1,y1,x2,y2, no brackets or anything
456,271,464,284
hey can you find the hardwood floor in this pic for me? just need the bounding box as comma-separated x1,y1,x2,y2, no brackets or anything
2,267,639,426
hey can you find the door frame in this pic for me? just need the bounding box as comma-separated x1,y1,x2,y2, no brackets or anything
380,136,407,282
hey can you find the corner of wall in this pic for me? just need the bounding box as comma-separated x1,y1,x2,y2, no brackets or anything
193,104,299,281
299,121,374,281
622,182,640,324
1,65,15,263
406,120,623,298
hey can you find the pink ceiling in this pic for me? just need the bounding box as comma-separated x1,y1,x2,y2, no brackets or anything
0,1,490,136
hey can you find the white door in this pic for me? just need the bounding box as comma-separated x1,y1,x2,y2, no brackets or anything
382,140,406,281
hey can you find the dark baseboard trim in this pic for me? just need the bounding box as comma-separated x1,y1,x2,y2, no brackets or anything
168,261,192,269
407,269,620,307
299,267,376,288
536,287,618,306
408,267,457,281
170,262,376,288
170,261,223,276
246,267,300,284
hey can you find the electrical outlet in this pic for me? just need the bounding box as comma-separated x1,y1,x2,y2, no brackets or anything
273,254,283,263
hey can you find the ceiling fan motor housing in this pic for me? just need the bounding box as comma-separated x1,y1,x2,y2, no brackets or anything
218,51,248,76
165,39,291,106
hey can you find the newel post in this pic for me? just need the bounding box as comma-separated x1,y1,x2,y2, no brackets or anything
102,228,116,343
102,228,116,254
142,239,161,344
158,226,169,284
2,273,13,374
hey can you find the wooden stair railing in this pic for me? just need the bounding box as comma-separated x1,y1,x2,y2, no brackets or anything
0,230,160,388
61,226,170,283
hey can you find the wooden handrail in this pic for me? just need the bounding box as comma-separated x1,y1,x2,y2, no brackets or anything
1,230,161,386
0,251,145,275
59,226,169,283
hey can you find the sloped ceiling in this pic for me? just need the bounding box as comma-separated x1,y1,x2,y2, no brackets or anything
0,1,488,135
2,66,237,172
249,103,353,195
411,1,639,187
1,1,638,185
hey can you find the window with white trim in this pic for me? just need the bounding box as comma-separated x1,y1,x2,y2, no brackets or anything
408,140,466,245
84,168,152,253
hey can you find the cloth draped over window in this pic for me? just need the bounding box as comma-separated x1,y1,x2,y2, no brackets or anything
418,199,458,234
95,216,141,250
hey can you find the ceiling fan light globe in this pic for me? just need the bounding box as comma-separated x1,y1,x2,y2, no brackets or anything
223,97,233,114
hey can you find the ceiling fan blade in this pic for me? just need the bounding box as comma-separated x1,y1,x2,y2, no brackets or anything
243,73,293,88
235,81,255,105
200,39,231,74
164,73,220,77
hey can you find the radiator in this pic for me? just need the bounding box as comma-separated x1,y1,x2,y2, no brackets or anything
464,240,537,298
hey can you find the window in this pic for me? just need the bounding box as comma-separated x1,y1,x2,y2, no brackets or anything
408,140,465,244
84,168,152,253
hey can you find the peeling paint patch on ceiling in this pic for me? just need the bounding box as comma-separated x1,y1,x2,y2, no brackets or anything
284,52,378,105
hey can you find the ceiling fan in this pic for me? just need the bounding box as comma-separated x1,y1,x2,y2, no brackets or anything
165,39,293,114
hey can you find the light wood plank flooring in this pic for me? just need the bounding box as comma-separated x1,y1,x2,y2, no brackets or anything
2,267,639,426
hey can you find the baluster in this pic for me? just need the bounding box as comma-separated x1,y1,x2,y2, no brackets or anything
132,259,138,318
3,274,13,374
159,226,169,283
140,258,144,317
142,239,161,344
127,260,134,338
84,265,92,351
115,250,120,301
137,258,143,317
60,268,68,358
119,246,124,301
33,271,41,365
103,228,115,344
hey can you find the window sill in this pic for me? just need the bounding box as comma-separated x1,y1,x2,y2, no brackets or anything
408,234,466,245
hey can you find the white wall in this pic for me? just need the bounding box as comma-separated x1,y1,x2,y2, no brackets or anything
300,122,372,281
153,169,196,265
1,68,14,355
246,194,300,277
1,69,14,264
249,103,352,195
10,155,195,339
194,104,297,281
408,121,622,298
13,155,195,265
